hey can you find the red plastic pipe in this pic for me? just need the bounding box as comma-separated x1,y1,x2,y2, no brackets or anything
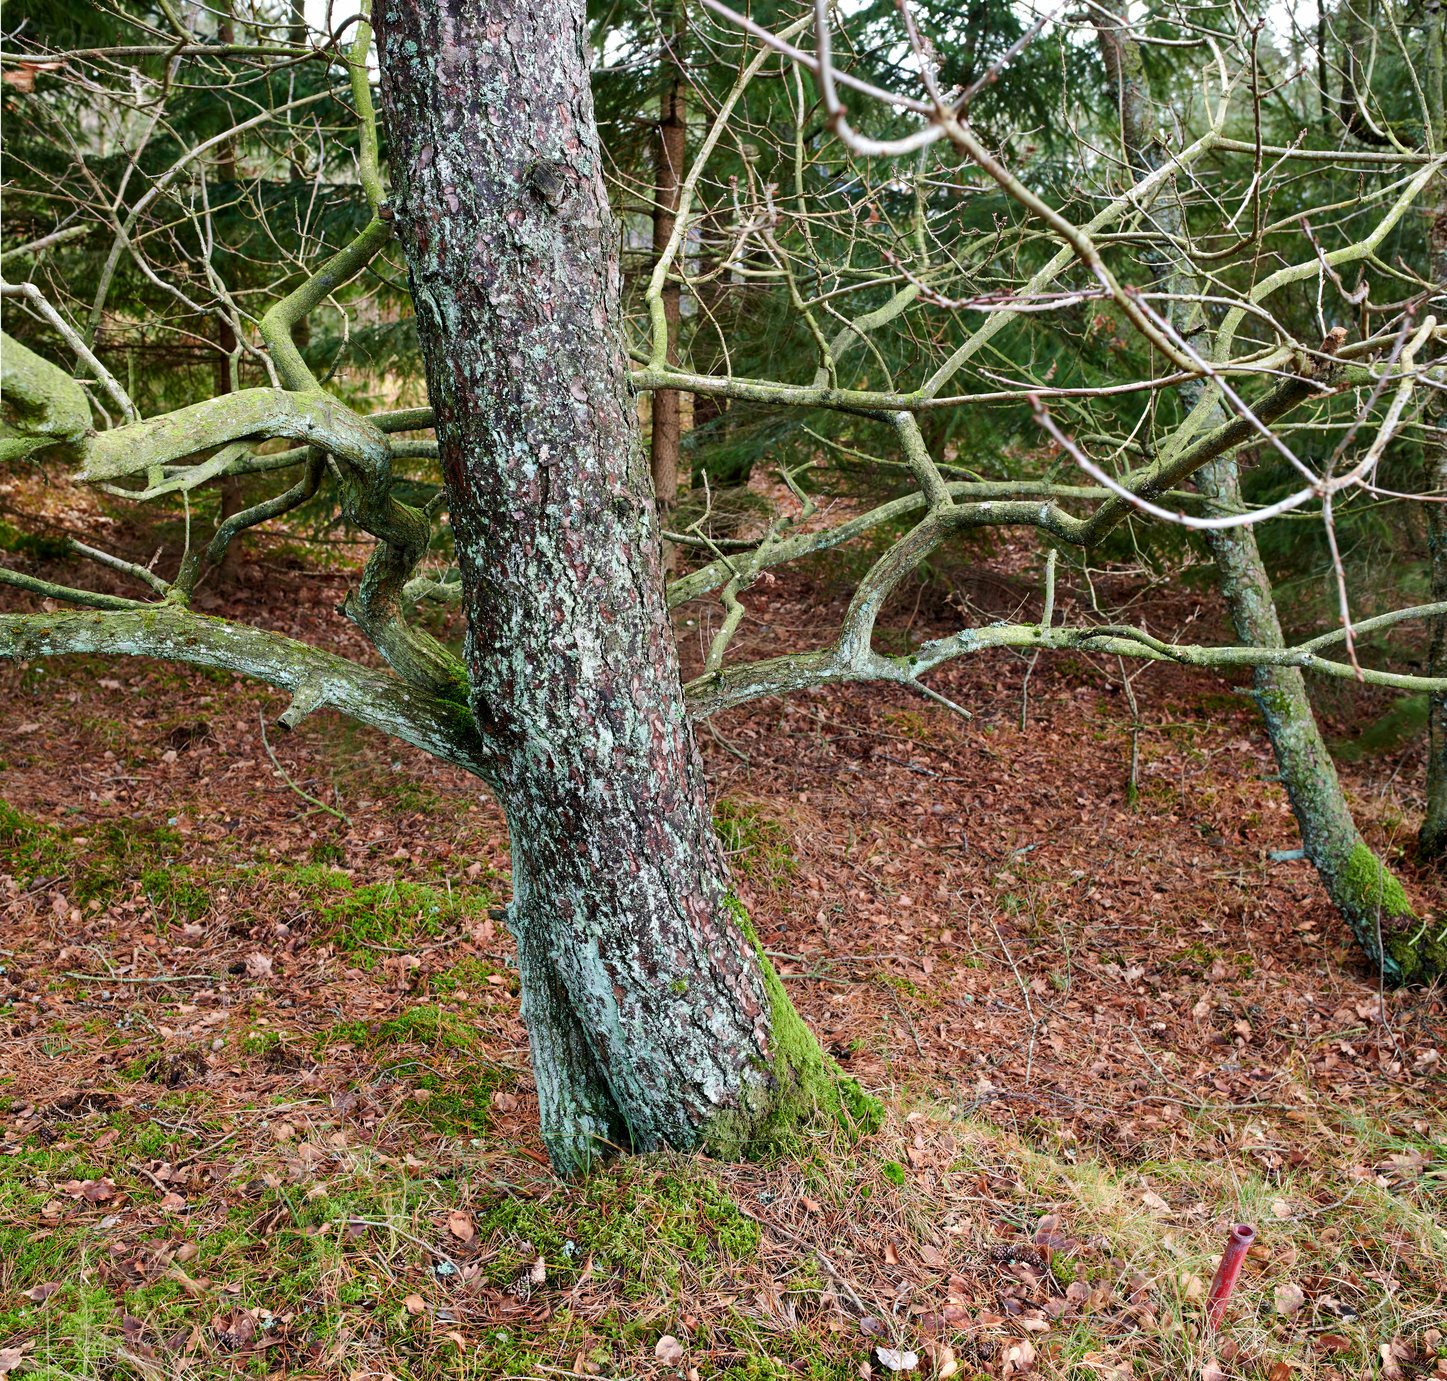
1205,1223,1256,1327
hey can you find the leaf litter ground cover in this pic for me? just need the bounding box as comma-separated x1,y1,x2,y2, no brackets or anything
0,512,1444,1380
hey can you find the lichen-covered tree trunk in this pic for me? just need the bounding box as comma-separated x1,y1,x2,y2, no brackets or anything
1098,20,1442,984
373,0,866,1173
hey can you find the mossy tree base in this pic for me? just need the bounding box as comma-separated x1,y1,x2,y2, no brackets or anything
1200,463,1442,986
1336,843,1447,985
512,883,879,1177
701,898,882,1162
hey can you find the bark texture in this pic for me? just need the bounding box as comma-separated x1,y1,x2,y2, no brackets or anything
1098,19,1441,983
374,0,868,1172
0,331,90,462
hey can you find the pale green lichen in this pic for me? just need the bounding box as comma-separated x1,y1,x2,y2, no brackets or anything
702,895,881,1160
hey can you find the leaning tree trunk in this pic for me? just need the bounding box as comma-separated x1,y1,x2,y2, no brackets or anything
1197,457,1440,981
373,0,869,1173
1097,19,1442,984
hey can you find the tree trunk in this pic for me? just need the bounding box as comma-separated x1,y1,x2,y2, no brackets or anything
1097,19,1442,984
213,315,245,584
374,0,869,1173
211,0,244,585
1419,5,1447,863
1335,0,1391,145
1421,268,1447,863
650,11,686,572
216,2,239,183
1424,463,1447,858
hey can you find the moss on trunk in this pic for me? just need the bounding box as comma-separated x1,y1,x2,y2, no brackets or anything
701,897,881,1159
1337,843,1447,983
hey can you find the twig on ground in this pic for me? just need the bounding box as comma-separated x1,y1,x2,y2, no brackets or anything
63,971,212,984
890,985,925,1058
990,913,1040,1086
343,1217,462,1277
259,709,353,826
708,717,751,764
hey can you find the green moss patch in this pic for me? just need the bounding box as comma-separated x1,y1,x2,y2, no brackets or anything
316,1003,507,1134
0,801,189,907
473,1158,759,1294
286,865,493,952
714,799,798,892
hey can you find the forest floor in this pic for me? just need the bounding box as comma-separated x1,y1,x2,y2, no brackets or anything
0,508,1444,1381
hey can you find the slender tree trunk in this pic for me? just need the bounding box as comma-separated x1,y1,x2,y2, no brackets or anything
1419,4,1447,862
213,5,244,584
1336,0,1391,145
374,0,868,1173
1424,462,1447,858
650,9,687,571
287,0,311,182
286,0,312,340
687,215,728,469
1097,19,1441,983
216,3,239,182
1197,458,1438,980
213,316,245,583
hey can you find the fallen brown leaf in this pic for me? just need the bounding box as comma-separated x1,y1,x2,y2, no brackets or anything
1273,1282,1304,1316
0,1345,31,1375
447,1210,475,1243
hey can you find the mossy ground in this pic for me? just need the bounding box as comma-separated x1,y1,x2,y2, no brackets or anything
4,1090,1442,1380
